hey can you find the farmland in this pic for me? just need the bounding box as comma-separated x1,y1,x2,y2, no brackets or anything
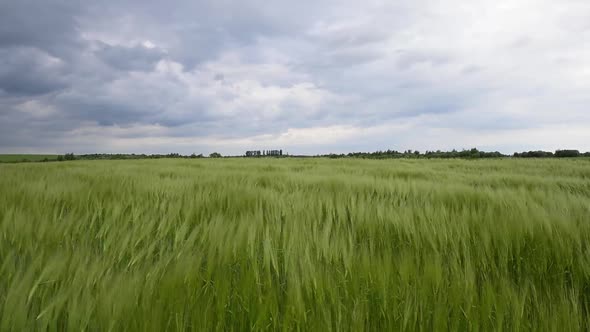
0,155,58,163
1,158,590,330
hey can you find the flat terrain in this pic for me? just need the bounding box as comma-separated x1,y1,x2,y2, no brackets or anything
0,154,58,163
1,158,590,330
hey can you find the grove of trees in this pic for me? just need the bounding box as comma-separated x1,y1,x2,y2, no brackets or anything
4,149,589,164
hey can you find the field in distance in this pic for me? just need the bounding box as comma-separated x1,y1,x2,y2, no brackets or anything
1,158,590,330
0,154,58,163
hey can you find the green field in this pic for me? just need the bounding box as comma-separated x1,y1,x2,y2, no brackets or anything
1,158,590,330
0,154,58,163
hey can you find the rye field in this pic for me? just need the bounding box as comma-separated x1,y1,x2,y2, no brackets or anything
1,158,590,331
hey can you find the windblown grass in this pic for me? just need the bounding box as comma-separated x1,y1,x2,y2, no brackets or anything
1,158,590,330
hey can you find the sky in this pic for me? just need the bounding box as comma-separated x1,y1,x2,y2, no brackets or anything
1,0,589,155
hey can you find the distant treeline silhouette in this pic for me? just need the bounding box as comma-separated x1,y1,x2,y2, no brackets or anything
513,150,586,158
321,148,590,159
77,153,208,160
3,149,589,164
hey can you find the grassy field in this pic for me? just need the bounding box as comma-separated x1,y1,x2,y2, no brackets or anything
1,158,590,331
0,154,58,163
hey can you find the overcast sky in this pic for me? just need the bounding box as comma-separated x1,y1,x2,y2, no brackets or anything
1,0,589,155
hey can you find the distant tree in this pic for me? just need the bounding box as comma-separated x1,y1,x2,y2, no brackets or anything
321,147,506,159
57,155,64,161
513,151,554,158
209,152,222,158
555,150,580,158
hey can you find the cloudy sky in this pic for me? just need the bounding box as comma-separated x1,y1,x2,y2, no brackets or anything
1,0,589,155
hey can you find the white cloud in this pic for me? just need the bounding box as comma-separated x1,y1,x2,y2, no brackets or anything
15,100,59,119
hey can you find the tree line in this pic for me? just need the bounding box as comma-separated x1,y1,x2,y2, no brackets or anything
321,148,590,159
73,153,220,160
3,149,589,164
512,150,587,158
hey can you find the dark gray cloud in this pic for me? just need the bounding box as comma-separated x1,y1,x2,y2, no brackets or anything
94,42,167,71
0,0,82,57
0,0,589,154
0,47,68,96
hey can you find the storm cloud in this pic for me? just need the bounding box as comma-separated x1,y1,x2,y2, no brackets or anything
1,0,589,154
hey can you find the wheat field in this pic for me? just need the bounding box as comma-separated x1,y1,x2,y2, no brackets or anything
1,158,590,331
